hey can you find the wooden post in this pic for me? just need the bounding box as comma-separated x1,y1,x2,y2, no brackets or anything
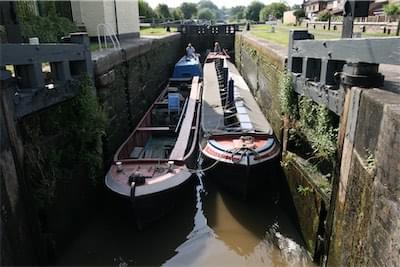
342,1,355,38
328,16,331,31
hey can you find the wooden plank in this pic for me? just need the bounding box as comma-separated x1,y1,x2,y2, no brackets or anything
169,76,199,161
292,37,400,65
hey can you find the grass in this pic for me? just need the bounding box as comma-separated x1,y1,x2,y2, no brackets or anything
250,24,390,47
140,27,177,36
90,42,100,52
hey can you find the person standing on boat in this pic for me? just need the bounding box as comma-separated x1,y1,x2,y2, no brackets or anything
213,42,222,53
186,43,196,58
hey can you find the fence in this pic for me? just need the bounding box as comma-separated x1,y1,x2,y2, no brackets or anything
0,32,92,118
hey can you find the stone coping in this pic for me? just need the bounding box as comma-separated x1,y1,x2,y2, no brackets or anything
92,33,181,76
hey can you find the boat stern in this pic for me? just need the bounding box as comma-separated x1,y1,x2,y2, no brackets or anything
105,161,193,198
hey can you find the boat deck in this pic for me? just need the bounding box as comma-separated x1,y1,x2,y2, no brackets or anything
202,58,273,135
138,135,176,159
201,61,225,133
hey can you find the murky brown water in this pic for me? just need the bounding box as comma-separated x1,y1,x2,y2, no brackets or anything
56,167,315,267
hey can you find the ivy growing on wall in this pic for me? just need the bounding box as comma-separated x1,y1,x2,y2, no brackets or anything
22,76,107,209
16,0,77,43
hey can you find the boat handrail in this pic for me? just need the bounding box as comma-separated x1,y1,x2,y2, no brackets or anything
175,97,189,133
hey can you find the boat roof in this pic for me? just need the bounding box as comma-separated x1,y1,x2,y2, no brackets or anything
202,57,273,135
172,56,202,79
176,56,200,66
202,61,225,133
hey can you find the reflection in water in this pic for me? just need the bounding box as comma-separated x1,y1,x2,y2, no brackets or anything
56,160,314,267
163,172,314,267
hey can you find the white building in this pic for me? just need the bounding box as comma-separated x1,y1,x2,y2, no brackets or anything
71,0,140,39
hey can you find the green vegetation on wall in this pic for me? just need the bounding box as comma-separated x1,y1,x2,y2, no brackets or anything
279,72,338,176
22,76,107,209
297,97,337,162
279,72,298,119
16,1,77,42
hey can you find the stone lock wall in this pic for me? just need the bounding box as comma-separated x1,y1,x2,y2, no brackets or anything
235,32,329,259
94,34,183,162
328,88,400,266
1,34,183,265
235,33,287,141
235,32,400,265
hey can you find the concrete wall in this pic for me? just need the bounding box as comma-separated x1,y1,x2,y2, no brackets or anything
283,11,297,25
71,0,139,38
328,88,400,266
71,1,106,37
115,0,140,35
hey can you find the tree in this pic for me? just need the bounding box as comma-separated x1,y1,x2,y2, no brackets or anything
171,8,183,20
198,0,218,11
384,3,400,22
245,1,265,22
139,0,157,19
156,4,171,19
293,9,306,25
317,10,331,21
197,8,215,20
292,4,302,10
259,2,289,21
230,6,246,21
180,2,197,19
198,1,221,19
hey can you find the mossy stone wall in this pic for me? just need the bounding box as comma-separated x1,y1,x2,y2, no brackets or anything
235,33,286,141
95,34,183,163
328,89,400,266
235,32,330,262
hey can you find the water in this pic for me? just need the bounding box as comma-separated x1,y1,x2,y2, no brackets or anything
56,169,315,267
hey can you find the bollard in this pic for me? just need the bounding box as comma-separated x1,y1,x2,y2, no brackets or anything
228,78,234,104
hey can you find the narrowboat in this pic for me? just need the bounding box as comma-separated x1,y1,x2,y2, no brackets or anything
200,52,280,198
105,55,202,226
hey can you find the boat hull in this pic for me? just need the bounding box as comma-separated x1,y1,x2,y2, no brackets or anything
201,155,280,199
106,171,196,227
105,73,202,227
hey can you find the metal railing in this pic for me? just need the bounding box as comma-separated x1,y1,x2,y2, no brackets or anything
97,23,121,51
